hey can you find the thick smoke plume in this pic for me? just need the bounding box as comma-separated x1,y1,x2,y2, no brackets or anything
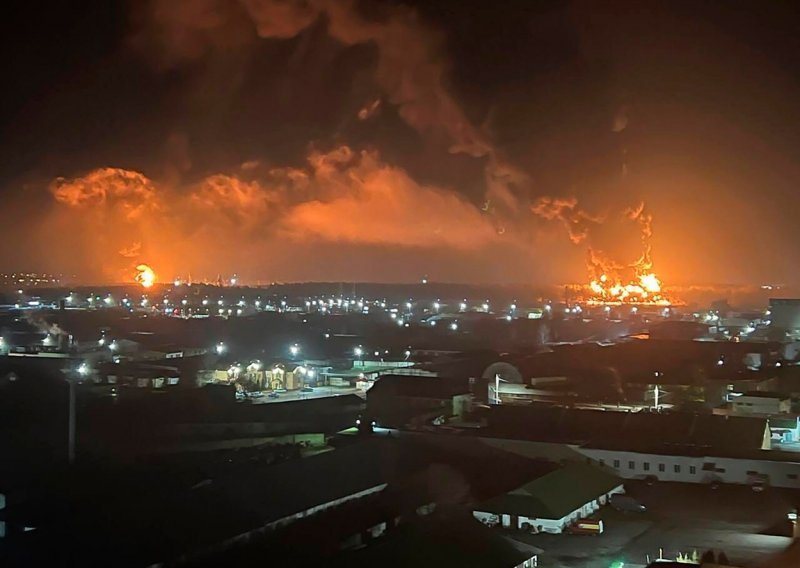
532,195,657,284
47,146,501,281
35,0,541,282
135,0,524,212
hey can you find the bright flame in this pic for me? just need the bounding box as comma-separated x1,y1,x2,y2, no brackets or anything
587,270,669,305
135,264,156,288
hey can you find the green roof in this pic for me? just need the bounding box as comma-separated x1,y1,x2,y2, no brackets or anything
477,462,622,520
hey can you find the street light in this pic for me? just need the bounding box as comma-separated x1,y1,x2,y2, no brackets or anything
290,344,300,357
354,346,364,358
492,374,510,405
215,342,227,355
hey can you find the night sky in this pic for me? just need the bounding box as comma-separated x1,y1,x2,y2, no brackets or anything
2,0,800,285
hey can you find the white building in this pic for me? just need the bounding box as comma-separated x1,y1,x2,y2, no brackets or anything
731,392,791,415
473,463,624,534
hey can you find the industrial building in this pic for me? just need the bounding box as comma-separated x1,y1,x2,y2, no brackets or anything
366,375,473,428
473,462,623,534
769,298,800,338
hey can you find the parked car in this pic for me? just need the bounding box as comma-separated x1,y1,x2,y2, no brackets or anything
301,387,314,393
610,494,647,513
267,392,280,399
247,391,264,398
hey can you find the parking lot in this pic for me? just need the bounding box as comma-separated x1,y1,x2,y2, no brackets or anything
508,480,799,567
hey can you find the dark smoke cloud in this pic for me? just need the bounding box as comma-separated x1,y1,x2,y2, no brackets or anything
134,0,526,214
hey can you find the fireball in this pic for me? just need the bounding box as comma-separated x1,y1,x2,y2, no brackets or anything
135,264,156,288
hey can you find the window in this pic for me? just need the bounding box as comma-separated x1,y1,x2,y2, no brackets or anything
613,459,620,468
787,474,798,480
689,466,697,475
674,465,681,473
643,462,650,472
599,459,605,465
628,461,635,470
658,463,665,472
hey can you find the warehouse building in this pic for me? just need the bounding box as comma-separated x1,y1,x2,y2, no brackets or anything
473,462,623,534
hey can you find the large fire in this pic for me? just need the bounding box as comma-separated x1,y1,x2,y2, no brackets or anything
587,269,670,305
585,238,672,305
135,264,156,288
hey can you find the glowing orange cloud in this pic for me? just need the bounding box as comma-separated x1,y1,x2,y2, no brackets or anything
46,146,507,282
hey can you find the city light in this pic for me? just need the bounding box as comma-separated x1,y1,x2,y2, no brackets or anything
215,342,227,355
290,344,300,357
354,346,363,357
77,363,90,377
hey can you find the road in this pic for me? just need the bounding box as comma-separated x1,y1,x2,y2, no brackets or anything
247,387,364,404
509,480,797,567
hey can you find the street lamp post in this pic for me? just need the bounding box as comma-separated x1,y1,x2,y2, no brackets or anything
493,374,509,405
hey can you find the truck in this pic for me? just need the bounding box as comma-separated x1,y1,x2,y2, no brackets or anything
566,519,604,535
610,493,647,513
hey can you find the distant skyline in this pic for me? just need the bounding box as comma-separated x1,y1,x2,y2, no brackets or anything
2,1,800,285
